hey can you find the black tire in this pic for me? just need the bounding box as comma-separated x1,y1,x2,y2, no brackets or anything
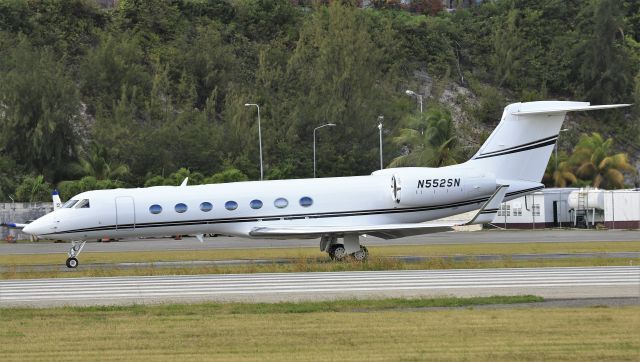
352,246,369,262
66,257,78,269
330,244,347,261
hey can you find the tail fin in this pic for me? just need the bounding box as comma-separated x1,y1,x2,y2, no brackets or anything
52,189,62,210
465,101,630,182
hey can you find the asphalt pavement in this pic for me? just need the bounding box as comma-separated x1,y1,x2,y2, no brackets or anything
2,266,638,307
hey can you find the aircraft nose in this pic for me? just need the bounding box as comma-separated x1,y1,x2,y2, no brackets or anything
22,219,47,236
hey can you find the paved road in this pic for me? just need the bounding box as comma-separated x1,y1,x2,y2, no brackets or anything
2,229,639,255
1,266,638,307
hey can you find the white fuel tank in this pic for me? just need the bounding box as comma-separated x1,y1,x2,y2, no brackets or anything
389,167,496,207
567,188,605,210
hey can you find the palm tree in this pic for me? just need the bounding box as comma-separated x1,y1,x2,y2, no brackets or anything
570,132,635,189
543,150,577,187
74,143,129,181
390,108,459,168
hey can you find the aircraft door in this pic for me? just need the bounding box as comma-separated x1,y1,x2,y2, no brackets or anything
115,196,136,231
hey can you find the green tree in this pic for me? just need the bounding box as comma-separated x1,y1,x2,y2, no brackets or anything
57,176,123,200
204,168,249,184
285,2,394,176
0,39,80,181
570,133,635,189
573,0,635,103
15,175,52,202
73,143,129,181
542,151,577,187
390,108,459,167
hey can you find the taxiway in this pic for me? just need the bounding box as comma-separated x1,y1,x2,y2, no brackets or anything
1,229,639,255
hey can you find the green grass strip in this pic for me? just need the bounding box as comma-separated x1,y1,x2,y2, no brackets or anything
3,295,544,314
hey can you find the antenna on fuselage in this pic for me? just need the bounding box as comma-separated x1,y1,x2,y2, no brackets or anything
180,177,188,187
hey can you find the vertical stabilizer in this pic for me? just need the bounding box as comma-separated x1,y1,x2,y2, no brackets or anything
52,189,62,210
465,101,629,182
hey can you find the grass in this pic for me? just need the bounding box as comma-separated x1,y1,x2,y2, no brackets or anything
0,298,638,361
2,241,638,279
1,240,639,266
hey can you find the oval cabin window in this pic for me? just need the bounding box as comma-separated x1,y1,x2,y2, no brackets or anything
274,198,288,209
250,199,263,209
175,203,188,213
200,202,213,212
225,201,238,211
149,204,162,214
299,196,313,207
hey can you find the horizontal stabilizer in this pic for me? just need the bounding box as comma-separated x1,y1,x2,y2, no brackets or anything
2,222,28,229
512,104,630,116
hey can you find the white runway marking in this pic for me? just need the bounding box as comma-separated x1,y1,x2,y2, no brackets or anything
1,267,638,307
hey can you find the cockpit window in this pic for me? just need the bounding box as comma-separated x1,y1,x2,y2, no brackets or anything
75,199,90,208
62,200,78,208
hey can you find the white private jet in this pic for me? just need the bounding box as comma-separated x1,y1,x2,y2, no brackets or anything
23,101,629,268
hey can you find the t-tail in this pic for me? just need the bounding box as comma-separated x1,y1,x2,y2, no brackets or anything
52,189,62,211
464,101,630,183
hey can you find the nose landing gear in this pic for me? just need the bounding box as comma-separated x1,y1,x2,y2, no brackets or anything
66,240,87,268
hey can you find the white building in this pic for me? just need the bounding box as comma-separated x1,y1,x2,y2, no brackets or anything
492,188,640,230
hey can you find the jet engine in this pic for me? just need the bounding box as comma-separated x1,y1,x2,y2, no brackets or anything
388,168,496,207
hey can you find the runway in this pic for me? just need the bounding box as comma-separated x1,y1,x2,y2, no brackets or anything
1,266,638,307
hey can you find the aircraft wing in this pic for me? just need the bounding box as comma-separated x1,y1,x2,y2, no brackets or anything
250,185,508,240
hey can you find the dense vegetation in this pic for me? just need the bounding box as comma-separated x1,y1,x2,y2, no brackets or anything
0,0,638,201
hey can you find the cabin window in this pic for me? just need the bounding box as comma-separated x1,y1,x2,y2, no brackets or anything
149,204,162,214
75,199,90,208
225,201,238,211
250,199,263,209
200,202,213,212
175,203,188,213
299,196,313,207
62,200,78,208
274,198,288,208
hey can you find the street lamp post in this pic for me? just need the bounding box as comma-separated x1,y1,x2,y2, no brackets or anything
555,128,568,228
244,103,263,181
378,115,384,170
313,123,336,178
405,89,423,113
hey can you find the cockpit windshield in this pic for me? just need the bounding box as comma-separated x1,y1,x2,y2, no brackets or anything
62,199,79,208
75,199,90,208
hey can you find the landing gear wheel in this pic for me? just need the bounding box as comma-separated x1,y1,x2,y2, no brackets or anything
329,244,347,261
66,257,78,269
352,246,369,262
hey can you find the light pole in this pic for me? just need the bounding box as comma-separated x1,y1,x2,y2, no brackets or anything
405,89,423,113
313,123,336,178
555,128,568,227
378,115,384,170
244,103,263,181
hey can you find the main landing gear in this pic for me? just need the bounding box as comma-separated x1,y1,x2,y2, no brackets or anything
66,240,87,269
320,235,369,262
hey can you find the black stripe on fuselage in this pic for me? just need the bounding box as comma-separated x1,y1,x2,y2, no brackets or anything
44,186,544,236
473,136,557,160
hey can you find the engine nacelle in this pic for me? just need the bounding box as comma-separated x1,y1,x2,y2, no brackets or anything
388,167,496,207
